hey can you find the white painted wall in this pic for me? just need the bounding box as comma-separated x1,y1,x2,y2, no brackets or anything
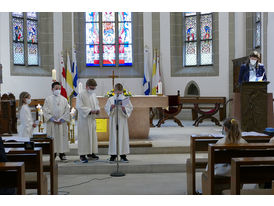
0,12,52,99
159,12,230,98
267,12,274,97
235,12,246,58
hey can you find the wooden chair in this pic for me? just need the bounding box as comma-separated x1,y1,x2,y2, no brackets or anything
186,134,272,195
4,137,58,195
202,143,274,195
6,148,48,195
0,162,25,195
157,91,183,127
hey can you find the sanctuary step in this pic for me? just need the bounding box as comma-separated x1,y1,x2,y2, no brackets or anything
55,153,208,175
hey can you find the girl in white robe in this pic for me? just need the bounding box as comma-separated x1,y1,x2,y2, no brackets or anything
105,83,133,163
18,92,36,138
43,82,70,161
76,79,100,163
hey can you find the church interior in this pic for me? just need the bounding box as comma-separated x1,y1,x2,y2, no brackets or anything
1,2,274,202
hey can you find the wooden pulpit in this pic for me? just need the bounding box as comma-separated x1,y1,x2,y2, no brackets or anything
240,82,269,132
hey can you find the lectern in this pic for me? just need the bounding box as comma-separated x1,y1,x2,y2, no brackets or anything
240,81,269,132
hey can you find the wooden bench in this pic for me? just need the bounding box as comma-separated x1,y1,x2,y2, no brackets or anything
230,157,274,195
202,143,274,195
0,162,25,195
4,137,58,195
187,134,272,195
6,147,48,195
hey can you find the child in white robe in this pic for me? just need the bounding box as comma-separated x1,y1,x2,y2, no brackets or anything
43,82,70,161
76,79,100,163
105,83,133,163
18,92,37,138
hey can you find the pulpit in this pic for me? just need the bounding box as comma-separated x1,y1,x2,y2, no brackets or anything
240,82,269,132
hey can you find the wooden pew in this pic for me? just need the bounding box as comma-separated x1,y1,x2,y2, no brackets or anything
4,137,58,195
202,143,274,195
0,162,25,195
6,148,48,195
230,157,274,195
187,134,272,195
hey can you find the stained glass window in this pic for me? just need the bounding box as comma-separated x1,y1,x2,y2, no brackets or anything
85,12,133,67
12,12,39,66
184,12,213,67
255,12,261,48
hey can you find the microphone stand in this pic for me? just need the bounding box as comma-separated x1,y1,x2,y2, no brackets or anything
110,94,125,177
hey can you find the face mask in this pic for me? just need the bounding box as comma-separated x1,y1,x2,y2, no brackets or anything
26,98,31,105
250,59,257,66
88,89,95,94
53,90,61,96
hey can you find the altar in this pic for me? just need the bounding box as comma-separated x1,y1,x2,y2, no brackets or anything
72,95,168,140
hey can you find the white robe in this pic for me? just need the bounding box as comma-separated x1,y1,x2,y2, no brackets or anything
43,95,70,153
76,90,100,155
105,95,133,155
18,104,34,138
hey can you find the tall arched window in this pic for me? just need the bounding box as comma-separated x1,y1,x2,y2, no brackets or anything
12,12,39,66
183,12,213,67
85,12,133,67
254,12,261,49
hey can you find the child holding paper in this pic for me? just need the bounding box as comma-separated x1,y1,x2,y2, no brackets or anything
105,83,133,163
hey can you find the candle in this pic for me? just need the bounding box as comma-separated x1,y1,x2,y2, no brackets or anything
157,82,162,94
52,69,56,81
78,82,83,93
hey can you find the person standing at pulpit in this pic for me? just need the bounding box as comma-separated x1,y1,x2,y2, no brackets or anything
105,83,133,163
238,50,267,85
76,79,100,163
43,82,70,161
18,92,37,138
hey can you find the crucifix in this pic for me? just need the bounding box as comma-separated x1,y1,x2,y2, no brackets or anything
108,70,119,89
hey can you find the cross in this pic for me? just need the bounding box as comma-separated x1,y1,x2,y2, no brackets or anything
108,70,119,89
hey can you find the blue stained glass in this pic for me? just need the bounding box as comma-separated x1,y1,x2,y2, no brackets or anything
13,18,24,42
103,45,115,66
118,12,131,21
86,12,99,22
12,12,23,18
103,22,115,44
185,16,197,41
13,43,24,65
103,12,115,22
200,14,212,40
28,44,38,65
27,12,37,19
256,12,261,22
119,44,132,66
255,22,261,47
119,22,132,44
86,45,100,66
27,20,38,43
86,22,99,44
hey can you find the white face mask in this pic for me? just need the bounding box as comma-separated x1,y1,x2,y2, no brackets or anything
53,90,61,96
88,89,95,95
250,59,257,66
26,98,31,105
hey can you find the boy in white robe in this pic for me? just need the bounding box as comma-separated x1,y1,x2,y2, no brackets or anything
105,83,133,163
43,82,70,161
76,79,100,163
18,92,37,138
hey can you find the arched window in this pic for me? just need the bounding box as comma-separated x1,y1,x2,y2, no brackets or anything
254,12,261,49
12,12,39,66
85,12,133,67
183,12,213,67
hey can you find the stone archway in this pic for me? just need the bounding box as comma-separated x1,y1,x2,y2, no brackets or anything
184,81,200,96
